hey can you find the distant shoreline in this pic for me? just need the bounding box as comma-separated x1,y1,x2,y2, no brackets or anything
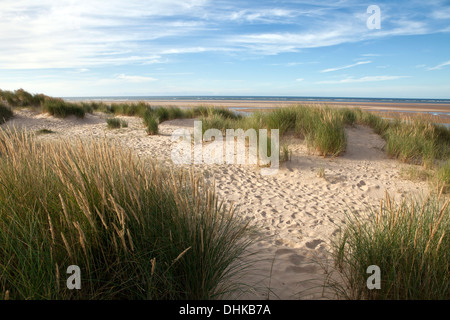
65,97,450,124
73,98,450,113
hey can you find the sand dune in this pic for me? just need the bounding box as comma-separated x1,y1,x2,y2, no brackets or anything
2,108,429,299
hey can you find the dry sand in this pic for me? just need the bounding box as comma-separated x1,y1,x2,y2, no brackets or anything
2,108,430,300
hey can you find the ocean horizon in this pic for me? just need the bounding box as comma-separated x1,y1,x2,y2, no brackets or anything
63,96,450,104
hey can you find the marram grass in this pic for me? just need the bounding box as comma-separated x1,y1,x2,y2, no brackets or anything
0,102,13,124
328,191,449,300
0,128,253,300
42,98,86,118
199,105,349,157
106,117,128,129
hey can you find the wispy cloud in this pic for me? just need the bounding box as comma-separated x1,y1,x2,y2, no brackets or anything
229,8,296,23
320,61,371,73
431,7,450,19
117,74,157,83
361,53,381,57
232,27,356,54
1,0,448,68
0,1,449,98
317,75,410,84
270,62,305,67
427,60,450,70
0,0,209,69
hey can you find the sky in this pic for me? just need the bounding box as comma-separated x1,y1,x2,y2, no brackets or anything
0,0,449,98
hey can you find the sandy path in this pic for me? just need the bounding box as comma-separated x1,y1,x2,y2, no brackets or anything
1,109,429,299
202,125,427,299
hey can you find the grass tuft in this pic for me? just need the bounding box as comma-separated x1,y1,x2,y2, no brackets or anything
106,118,128,129
328,192,449,300
36,128,55,135
0,128,252,300
42,98,86,118
143,109,159,135
436,161,450,193
0,101,13,124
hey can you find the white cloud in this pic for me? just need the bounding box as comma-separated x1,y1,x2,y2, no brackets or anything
427,60,450,70
117,74,157,83
320,61,372,73
232,27,357,55
0,0,447,69
317,75,410,84
231,17,432,55
0,0,208,69
161,47,228,54
431,8,450,19
229,8,296,23
0,0,449,99
296,78,304,82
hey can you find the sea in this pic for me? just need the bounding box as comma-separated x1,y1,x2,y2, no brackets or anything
64,95,450,104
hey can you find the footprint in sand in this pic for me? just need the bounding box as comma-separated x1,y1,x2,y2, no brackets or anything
356,180,370,191
305,239,324,249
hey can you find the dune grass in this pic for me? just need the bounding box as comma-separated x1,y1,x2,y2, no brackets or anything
105,102,148,117
199,105,350,157
79,101,108,114
305,108,347,157
383,120,445,166
198,105,449,187
293,106,356,157
328,192,449,300
3,89,448,186
281,144,291,162
36,128,56,135
0,88,47,108
399,165,433,182
0,102,13,124
264,108,297,137
0,128,252,300
143,109,159,135
42,98,86,118
355,112,450,190
358,113,450,165
2,89,450,301
436,161,450,193
106,118,128,129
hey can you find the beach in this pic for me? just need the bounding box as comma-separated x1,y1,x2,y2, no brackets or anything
1,103,432,299
97,98,450,112
2,0,450,304
96,99,450,124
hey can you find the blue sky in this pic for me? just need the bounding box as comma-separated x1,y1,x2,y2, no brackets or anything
0,0,449,98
